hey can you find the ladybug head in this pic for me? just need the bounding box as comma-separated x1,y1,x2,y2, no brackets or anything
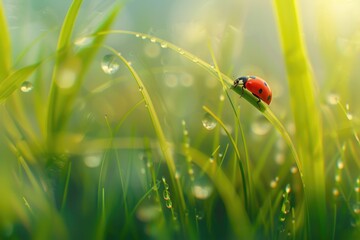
233,76,249,87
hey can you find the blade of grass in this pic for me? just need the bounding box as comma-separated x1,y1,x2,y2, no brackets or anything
104,45,188,233
202,105,249,211
46,1,122,151
186,146,253,238
0,63,40,104
0,1,12,78
273,0,327,238
47,0,83,146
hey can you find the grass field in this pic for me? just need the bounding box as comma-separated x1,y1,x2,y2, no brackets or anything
1,0,359,239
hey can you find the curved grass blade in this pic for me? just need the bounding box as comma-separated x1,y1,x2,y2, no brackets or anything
104,45,188,231
0,63,40,104
0,1,12,78
273,0,327,238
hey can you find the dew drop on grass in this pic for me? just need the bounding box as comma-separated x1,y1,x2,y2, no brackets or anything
281,199,291,214
160,42,168,48
150,37,156,43
165,200,172,209
346,113,353,120
139,86,143,92
135,33,140,38
209,156,214,163
202,113,217,130
219,94,225,101
192,58,199,63
327,93,340,105
177,48,185,54
332,188,339,197
163,190,170,200
101,54,120,75
141,35,147,40
353,203,360,214
20,81,33,92
285,184,291,193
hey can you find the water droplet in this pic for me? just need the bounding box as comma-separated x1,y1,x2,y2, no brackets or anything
20,81,33,92
346,113,353,120
327,94,340,105
160,42,168,48
163,190,170,200
281,199,291,214
353,203,360,214
355,187,360,193
150,37,156,43
345,104,350,111
195,210,204,220
333,188,339,197
202,113,217,130
209,156,214,163
279,215,286,222
165,200,172,209
219,94,225,101
141,35,147,40
101,54,120,75
252,115,271,135
139,86,143,92
285,184,291,193
135,33,140,38
337,159,344,169
192,58,199,63
177,48,185,54
74,36,93,47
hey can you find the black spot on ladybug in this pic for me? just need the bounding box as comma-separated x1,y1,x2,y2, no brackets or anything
267,95,271,101
258,88,263,94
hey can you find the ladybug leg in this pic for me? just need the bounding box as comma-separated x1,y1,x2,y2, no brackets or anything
252,93,262,107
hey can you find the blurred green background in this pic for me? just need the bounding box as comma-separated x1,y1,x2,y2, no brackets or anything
1,0,359,239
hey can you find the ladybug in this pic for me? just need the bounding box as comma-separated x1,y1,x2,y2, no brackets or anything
233,76,272,105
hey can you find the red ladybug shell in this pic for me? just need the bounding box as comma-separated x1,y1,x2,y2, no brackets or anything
235,76,272,105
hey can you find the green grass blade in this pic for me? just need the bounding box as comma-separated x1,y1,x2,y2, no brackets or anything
0,64,40,103
273,0,327,238
47,1,122,148
0,1,12,78
202,105,249,210
104,46,188,231
47,0,83,141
